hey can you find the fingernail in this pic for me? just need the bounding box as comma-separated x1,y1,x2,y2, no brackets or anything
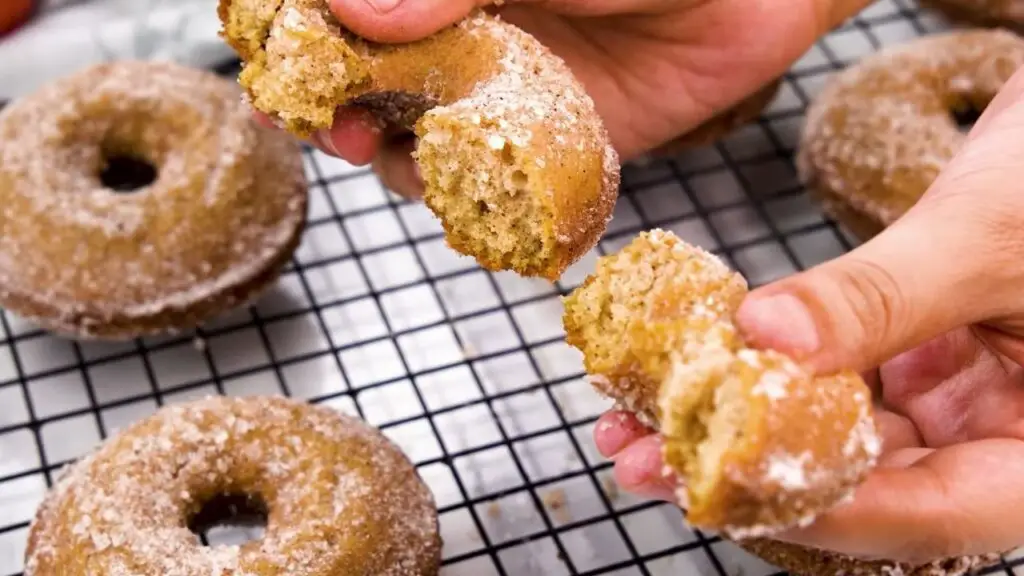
315,130,341,157
594,412,650,458
737,293,820,357
364,0,403,12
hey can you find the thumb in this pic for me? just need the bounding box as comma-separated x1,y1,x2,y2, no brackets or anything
735,95,1024,375
734,210,993,375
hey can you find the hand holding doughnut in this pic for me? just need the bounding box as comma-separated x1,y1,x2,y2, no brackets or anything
256,0,874,198
594,51,1024,572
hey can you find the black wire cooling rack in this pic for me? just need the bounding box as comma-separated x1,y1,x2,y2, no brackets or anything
2,1,1023,574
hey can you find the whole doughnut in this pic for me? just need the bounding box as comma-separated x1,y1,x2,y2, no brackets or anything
25,395,442,576
218,0,620,281
0,60,308,339
562,229,880,538
923,0,1024,31
798,29,1024,240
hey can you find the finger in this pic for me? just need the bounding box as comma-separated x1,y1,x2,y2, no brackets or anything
775,439,1024,564
373,136,423,199
594,410,656,458
252,110,279,130
967,64,1024,141
975,324,1024,369
874,408,923,453
314,107,383,165
611,434,680,502
328,0,679,43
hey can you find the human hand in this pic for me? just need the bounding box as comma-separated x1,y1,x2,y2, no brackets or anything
273,0,870,198
594,66,1024,565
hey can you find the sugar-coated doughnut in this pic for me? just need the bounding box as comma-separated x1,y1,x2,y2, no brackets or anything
562,229,880,538
218,1,619,281
0,61,307,340
924,0,1024,30
798,29,1024,240
651,80,782,155
737,538,1003,576
25,395,441,576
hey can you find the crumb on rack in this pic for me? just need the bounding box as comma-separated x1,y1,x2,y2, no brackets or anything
602,477,620,502
486,500,502,518
543,488,570,523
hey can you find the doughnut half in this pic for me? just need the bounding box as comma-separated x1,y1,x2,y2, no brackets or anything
562,229,881,538
798,29,1024,240
219,0,620,281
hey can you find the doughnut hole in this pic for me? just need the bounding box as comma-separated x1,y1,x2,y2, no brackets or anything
187,492,269,546
949,98,986,132
414,116,553,277
99,154,158,193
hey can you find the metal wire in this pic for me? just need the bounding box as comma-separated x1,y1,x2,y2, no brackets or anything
1,0,1023,574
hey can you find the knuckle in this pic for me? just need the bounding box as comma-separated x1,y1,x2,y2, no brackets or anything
829,258,908,362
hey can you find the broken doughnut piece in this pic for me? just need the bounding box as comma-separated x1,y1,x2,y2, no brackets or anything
562,229,881,537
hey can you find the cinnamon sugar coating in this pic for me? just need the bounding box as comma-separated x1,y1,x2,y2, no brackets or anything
798,29,1024,240
923,0,1024,30
738,538,1002,576
562,229,880,538
25,395,442,576
0,61,307,340
218,0,619,281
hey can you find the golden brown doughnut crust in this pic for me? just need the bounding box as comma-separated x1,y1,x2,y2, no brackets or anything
651,79,782,155
218,0,619,281
0,61,307,340
25,395,441,576
923,0,1024,30
563,229,880,538
737,538,1003,576
797,29,1024,240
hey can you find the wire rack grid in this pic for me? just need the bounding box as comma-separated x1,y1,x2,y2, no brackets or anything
1,1,1023,575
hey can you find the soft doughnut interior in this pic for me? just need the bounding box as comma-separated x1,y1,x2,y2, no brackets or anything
659,342,751,506
561,230,748,422
415,116,552,276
